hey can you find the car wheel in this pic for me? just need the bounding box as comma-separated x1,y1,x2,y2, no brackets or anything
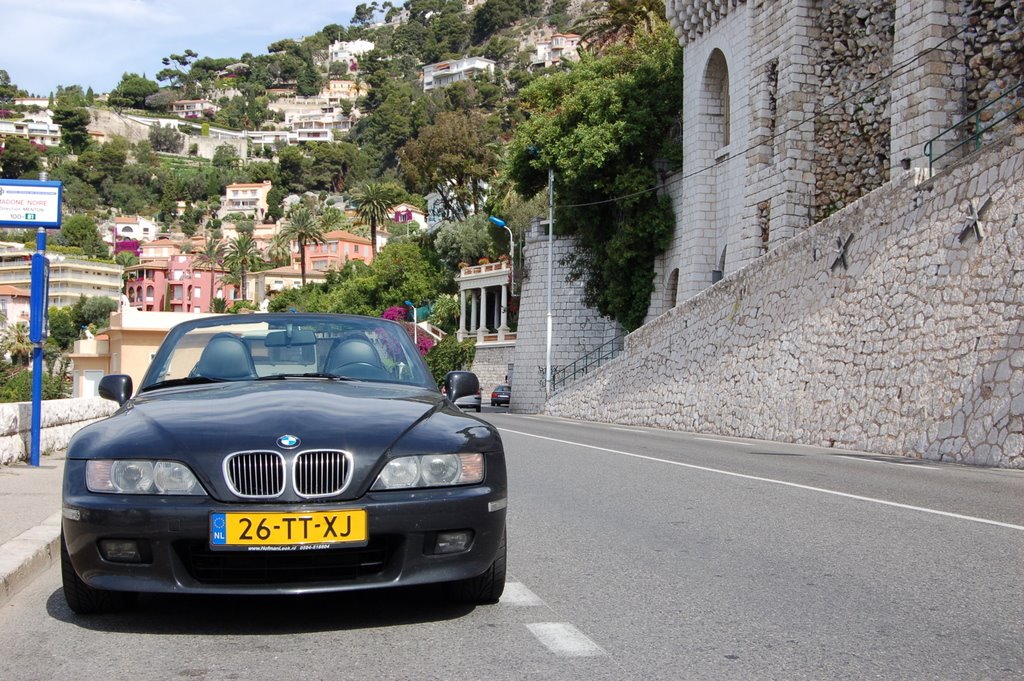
61,533,136,615
450,525,506,605
475,405,481,412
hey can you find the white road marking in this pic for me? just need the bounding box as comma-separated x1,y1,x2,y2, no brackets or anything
837,454,938,470
500,582,546,607
526,623,606,657
499,428,1024,532
695,436,758,447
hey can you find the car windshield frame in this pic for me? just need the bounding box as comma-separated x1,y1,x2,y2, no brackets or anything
139,313,437,392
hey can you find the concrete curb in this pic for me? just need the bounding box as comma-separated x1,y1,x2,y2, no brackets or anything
0,511,61,606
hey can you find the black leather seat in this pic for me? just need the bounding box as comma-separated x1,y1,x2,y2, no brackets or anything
326,337,383,373
194,333,257,380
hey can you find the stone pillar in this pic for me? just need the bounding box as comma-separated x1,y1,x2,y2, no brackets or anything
458,288,467,341
470,289,479,334
499,282,509,334
477,288,489,341
890,0,964,175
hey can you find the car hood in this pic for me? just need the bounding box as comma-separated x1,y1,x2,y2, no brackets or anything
68,380,500,501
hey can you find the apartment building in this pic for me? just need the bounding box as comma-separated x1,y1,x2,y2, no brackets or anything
327,39,375,65
0,285,31,326
219,180,273,220
422,57,495,91
0,247,122,307
252,263,326,307
171,99,219,118
124,250,236,313
0,118,61,146
532,33,581,68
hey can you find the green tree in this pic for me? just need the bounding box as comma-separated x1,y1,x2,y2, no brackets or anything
573,0,666,53
109,73,159,110
0,322,33,365
52,105,92,153
351,181,401,255
505,23,684,330
60,214,108,257
224,232,264,301
433,215,498,270
281,205,327,287
148,125,184,153
47,306,81,351
0,369,70,402
399,111,500,221
72,296,117,331
424,334,476,384
192,233,225,309
0,136,42,178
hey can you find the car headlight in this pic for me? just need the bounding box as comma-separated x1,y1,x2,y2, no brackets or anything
371,453,484,490
86,460,206,495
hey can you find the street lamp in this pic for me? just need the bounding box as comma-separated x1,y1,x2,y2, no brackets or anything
487,215,514,294
404,299,417,343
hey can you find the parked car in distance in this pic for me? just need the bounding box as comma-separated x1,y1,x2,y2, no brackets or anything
61,314,507,614
490,385,511,407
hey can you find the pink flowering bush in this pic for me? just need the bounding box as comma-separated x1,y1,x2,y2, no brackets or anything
417,336,435,356
381,305,408,321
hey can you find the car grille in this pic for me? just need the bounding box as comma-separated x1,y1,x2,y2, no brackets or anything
177,538,390,585
294,450,350,498
224,451,286,498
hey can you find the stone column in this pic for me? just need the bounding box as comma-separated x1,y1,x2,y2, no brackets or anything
890,0,963,175
470,289,479,335
499,281,509,337
458,288,467,341
477,288,489,341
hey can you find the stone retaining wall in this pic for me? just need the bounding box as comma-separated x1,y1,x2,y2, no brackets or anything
0,398,118,465
545,135,1024,468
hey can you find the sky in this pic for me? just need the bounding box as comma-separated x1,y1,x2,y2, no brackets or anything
0,0,362,97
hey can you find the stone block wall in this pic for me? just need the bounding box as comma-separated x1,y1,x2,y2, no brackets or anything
0,398,118,465
510,225,622,413
470,344,515,398
545,136,1024,468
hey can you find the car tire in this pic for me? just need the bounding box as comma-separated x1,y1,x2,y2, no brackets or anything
61,533,137,615
450,525,506,605
475,405,481,412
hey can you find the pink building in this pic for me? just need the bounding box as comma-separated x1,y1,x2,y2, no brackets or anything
0,285,31,326
125,249,237,313
301,230,374,273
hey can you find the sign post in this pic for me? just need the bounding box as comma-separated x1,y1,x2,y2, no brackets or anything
0,177,63,466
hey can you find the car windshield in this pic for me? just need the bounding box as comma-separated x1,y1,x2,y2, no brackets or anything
139,313,434,391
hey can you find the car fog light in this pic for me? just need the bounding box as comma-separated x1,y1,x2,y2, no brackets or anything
99,539,145,563
434,530,473,554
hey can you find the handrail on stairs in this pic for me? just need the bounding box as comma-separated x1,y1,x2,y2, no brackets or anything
924,81,1024,175
551,335,625,392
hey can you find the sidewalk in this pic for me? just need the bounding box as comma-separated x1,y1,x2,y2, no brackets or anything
0,451,65,605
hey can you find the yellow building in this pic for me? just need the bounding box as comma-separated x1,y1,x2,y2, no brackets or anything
70,307,220,397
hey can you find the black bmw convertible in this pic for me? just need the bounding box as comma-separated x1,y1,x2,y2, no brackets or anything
61,313,507,614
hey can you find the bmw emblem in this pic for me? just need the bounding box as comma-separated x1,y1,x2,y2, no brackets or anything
277,434,300,449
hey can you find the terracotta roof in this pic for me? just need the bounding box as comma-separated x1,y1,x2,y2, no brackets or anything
323,230,371,244
114,217,140,224
226,182,272,189
261,265,327,277
0,285,31,297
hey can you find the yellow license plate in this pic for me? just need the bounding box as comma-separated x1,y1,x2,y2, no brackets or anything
210,510,367,549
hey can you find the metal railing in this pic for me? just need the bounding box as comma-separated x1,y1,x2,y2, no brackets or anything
551,335,625,392
924,81,1024,174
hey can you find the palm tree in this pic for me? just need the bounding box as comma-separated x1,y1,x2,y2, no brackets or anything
192,232,225,312
266,231,292,268
573,0,666,53
224,232,263,302
1,322,33,366
351,182,398,256
281,205,327,286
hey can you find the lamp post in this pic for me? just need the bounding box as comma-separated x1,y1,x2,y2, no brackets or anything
545,167,553,399
487,215,514,294
404,299,418,343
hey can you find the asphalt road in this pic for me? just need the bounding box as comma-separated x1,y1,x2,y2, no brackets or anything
1,411,1021,681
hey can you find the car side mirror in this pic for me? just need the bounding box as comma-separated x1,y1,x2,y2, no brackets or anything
445,371,479,404
98,374,133,406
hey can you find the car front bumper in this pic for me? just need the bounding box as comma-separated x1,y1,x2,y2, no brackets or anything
62,462,507,596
